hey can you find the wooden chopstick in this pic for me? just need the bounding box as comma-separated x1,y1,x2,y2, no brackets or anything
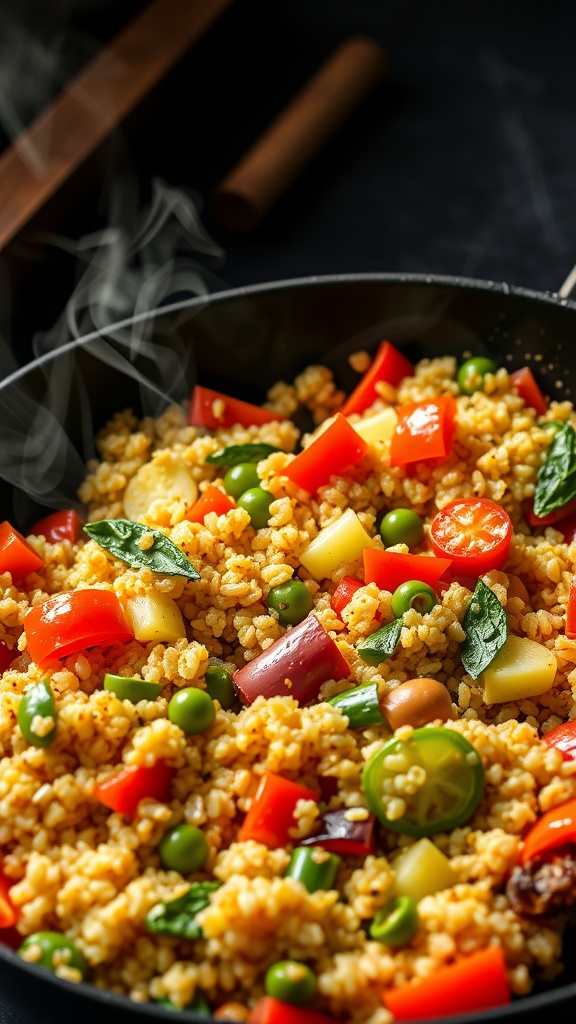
0,0,232,253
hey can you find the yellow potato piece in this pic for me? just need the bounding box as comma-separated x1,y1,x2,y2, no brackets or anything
125,592,187,643
299,508,376,581
124,458,198,522
393,837,457,903
352,407,398,445
481,633,557,704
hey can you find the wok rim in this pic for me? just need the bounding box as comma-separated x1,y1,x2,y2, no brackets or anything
1,270,576,388
1,269,576,1022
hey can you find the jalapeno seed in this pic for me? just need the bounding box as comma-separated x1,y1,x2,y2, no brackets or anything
369,895,420,946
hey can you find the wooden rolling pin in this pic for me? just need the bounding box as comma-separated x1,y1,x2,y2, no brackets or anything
213,37,387,232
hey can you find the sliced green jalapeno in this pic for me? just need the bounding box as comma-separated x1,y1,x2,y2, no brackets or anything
362,726,484,837
17,680,57,748
369,895,420,946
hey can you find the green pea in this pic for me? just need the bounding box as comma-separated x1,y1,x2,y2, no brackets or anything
103,674,162,703
267,580,314,626
17,680,57,748
168,687,216,735
223,462,260,500
391,580,436,617
457,356,497,395
18,931,87,978
205,665,237,710
369,896,420,946
265,960,316,1007
237,487,274,529
158,822,209,873
379,509,424,549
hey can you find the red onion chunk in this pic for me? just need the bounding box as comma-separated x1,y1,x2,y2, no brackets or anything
300,808,377,856
233,614,350,705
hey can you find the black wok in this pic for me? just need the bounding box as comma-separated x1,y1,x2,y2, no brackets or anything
0,272,575,1024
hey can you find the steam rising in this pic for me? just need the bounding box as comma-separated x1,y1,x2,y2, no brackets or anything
0,176,226,525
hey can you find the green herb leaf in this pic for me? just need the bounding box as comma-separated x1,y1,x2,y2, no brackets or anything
533,423,576,517
83,519,200,580
357,617,403,666
206,443,282,466
461,579,507,680
145,881,221,939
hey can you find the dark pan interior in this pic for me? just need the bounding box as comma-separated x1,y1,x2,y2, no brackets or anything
0,273,576,1024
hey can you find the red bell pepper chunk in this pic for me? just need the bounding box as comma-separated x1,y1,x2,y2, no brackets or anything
330,576,364,618
390,396,456,467
340,341,414,417
0,870,16,929
519,797,576,865
189,385,285,430
248,997,335,1024
238,772,319,848
364,549,451,593
383,945,510,1019
30,509,84,544
0,642,14,675
509,366,548,416
567,576,576,640
25,589,134,669
0,521,44,581
94,761,174,818
234,614,350,705
543,720,576,761
283,414,368,493
185,484,235,524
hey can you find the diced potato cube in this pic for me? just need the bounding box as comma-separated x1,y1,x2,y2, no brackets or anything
393,837,457,903
353,407,398,445
124,457,198,522
300,508,376,581
125,592,186,643
481,634,556,704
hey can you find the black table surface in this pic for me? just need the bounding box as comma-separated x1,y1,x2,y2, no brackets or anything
1,0,576,1021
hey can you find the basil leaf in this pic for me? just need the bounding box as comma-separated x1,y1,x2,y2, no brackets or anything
145,881,221,939
206,443,282,466
461,579,507,680
84,519,200,580
533,423,576,518
357,617,403,666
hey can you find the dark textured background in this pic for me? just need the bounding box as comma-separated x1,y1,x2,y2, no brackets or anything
1,0,576,1020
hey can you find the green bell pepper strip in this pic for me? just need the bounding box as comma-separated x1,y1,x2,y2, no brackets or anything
285,847,341,892
103,674,162,702
328,683,385,728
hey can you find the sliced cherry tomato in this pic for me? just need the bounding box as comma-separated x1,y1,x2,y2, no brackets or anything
283,414,368,493
30,510,84,544
189,385,284,430
383,946,510,1019
429,498,512,576
543,721,576,761
185,484,235,523
390,396,456,467
509,366,548,416
363,549,451,593
566,575,576,640
25,590,134,669
340,341,414,417
363,726,484,837
94,761,174,818
238,772,319,848
519,797,576,865
0,522,43,581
